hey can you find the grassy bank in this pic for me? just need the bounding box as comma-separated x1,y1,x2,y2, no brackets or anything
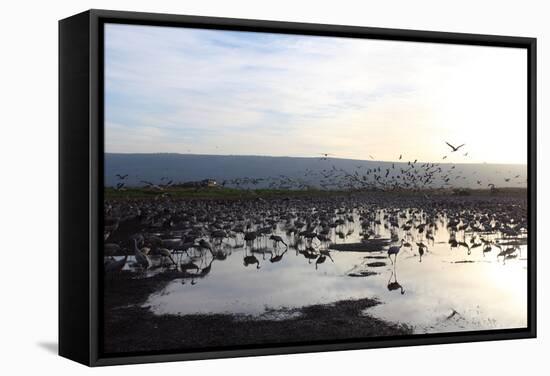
104,186,344,200
104,186,527,200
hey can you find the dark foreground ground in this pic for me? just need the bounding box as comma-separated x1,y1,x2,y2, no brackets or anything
103,272,411,354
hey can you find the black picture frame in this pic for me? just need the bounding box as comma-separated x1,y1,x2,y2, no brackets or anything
59,9,537,367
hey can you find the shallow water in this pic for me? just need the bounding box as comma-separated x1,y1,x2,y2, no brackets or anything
139,210,527,334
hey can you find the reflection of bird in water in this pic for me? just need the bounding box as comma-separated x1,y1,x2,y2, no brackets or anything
199,258,214,276
315,255,327,270
504,253,518,262
469,242,482,254
104,254,127,274
387,239,404,265
158,248,177,267
244,255,260,268
479,237,501,257
416,242,428,262
319,249,334,262
182,276,197,286
212,248,231,261
180,261,200,273
251,247,273,260
179,253,201,285
269,234,287,248
269,249,287,263
299,247,319,263
449,238,458,249
497,247,518,264
243,248,260,269
387,270,405,295
482,245,493,256
457,241,471,255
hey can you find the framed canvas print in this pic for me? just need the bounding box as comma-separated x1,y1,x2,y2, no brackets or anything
59,9,537,366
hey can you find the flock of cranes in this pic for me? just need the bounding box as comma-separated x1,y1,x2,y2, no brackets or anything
103,191,527,297
103,141,527,314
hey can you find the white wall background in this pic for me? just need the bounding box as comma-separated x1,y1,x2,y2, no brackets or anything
0,0,547,374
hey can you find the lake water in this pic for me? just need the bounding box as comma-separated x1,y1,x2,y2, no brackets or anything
135,210,527,334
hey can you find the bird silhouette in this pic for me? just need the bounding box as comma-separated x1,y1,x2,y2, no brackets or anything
133,238,151,269
387,239,404,265
445,142,465,152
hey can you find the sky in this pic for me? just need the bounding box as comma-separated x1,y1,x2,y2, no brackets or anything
104,23,528,165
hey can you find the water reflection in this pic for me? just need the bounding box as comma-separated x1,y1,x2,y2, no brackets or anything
104,194,528,333
387,269,405,295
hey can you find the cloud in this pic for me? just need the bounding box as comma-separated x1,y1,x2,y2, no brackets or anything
104,23,527,164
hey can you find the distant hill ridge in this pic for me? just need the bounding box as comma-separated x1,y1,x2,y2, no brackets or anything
105,153,527,189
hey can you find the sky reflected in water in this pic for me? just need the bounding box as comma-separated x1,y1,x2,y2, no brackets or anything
143,212,527,334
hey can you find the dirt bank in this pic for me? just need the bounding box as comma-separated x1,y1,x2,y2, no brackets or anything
103,272,411,355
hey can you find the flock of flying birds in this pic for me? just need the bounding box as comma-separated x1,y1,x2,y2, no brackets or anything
111,142,526,192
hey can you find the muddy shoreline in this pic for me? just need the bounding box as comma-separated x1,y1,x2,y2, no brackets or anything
103,272,411,354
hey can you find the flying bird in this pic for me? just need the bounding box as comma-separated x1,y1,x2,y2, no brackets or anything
445,142,466,152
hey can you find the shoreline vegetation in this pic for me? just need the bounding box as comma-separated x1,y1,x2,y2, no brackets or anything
103,272,412,354
104,186,527,200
